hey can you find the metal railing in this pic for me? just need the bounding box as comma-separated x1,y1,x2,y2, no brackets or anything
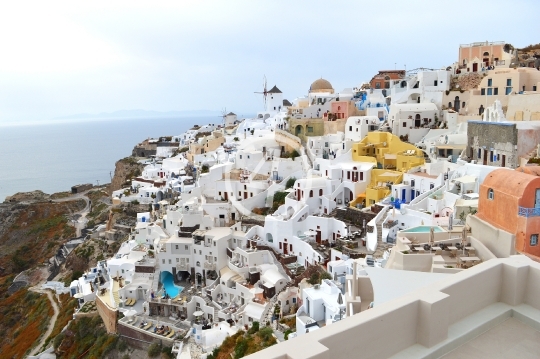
518,206,540,217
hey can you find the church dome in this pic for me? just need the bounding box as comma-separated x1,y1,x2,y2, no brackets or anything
309,78,334,93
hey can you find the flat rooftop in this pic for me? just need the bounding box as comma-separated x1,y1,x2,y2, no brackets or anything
442,317,540,359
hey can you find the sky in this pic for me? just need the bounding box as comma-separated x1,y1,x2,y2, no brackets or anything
1,0,539,124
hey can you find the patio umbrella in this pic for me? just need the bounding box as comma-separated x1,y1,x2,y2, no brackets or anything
193,310,204,317
304,230,316,237
73,293,84,299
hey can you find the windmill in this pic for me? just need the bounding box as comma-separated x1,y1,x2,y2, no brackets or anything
218,107,227,127
254,75,268,110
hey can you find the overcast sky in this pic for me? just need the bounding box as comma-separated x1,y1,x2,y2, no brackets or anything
1,0,539,124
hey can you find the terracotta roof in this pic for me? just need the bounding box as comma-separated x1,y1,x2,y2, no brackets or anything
516,166,540,177
481,168,536,198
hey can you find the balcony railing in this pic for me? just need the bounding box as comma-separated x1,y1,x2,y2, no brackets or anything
518,206,540,217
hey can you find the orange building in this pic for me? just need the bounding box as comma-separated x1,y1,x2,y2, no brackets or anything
477,167,540,259
368,70,405,90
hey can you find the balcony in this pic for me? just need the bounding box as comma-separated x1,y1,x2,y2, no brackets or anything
518,206,540,217
204,261,216,270
176,262,190,271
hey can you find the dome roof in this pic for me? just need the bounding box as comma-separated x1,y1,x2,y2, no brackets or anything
310,78,333,92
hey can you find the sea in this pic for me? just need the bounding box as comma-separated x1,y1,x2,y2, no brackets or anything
0,116,218,202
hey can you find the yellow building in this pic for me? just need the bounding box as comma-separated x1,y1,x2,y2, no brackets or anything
351,169,403,208
351,132,425,171
350,132,423,207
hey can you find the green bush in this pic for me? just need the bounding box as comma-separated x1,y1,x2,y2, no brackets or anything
201,164,209,173
148,342,161,357
320,272,332,281
291,149,300,160
247,321,259,334
285,177,296,189
308,272,320,285
284,329,293,340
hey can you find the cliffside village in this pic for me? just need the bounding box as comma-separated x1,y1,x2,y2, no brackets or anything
68,41,540,358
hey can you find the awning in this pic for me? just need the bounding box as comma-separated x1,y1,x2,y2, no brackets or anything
453,175,477,184
384,154,397,159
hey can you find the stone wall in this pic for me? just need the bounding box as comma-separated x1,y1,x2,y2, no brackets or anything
96,296,118,333
466,121,518,167
117,322,163,350
334,207,376,227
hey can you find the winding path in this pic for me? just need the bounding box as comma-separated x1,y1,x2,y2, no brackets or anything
27,288,60,357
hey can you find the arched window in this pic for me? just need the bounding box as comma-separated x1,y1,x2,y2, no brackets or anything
196,261,201,267
488,188,494,200
400,80,407,88
483,51,489,57
309,190,313,197
319,189,323,196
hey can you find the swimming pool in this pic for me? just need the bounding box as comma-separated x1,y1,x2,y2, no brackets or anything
402,226,444,233
160,271,183,298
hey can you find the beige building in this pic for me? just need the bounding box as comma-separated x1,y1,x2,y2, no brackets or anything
186,130,225,162
248,255,540,359
443,67,540,117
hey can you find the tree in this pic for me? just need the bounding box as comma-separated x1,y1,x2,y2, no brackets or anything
320,272,332,281
147,342,161,357
308,272,320,285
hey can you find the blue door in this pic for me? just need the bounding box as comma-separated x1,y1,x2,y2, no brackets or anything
402,189,406,202
411,189,415,201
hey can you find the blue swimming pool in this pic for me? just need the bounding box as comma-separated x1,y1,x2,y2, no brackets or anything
160,271,183,298
402,226,444,233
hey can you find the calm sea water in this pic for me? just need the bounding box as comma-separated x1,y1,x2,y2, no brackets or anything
0,116,215,201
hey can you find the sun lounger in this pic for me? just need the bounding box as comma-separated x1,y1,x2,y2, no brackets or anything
131,299,137,306
125,298,133,306
166,330,175,338
143,322,152,330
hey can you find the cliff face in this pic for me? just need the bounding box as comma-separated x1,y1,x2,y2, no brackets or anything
109,157,144,194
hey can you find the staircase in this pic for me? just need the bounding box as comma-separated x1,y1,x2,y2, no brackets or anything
376,220,384,244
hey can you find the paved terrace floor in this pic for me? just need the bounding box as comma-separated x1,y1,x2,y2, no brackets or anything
442,317,540,359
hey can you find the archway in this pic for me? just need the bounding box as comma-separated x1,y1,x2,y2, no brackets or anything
415,114,421,127
266,233,274,243
454,96,460,112
295,125,304,137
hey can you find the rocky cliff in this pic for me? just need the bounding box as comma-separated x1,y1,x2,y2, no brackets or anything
109,157,145,194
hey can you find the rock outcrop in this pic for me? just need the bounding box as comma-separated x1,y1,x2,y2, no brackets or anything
109,157,145,194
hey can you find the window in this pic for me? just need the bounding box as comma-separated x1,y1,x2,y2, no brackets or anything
430,183,434,189
176,258,179,263
309,190,313,197
307,126,313,133
478,148,481,158
403,122,407,127
162,259,165,264
349,126,352,131
487,78,492,86
175,245,178,249
411,179,415,188
494,88,498,95
239,155,242,159
292,297,296,303
168,259,171,264
531,234,538,246
506,79,512,86
481,88,486,95
506,87,512,95
196,261,200,267
487,88,493,96
319,189,323,196
462,101,466,108
488,188,494,200
194,249,196,254
534,86,537,91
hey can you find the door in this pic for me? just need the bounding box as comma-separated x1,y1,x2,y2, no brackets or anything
224,192,228,200
402,189,406,202
244,192,248,199
283,243,288,255
411,189,415,201
502,155,506,167
316,230,322,244
483,150,487,165
473,63,478,72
